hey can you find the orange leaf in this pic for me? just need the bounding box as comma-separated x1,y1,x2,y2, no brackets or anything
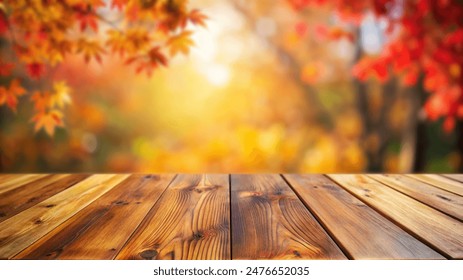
301,63,322,84
0,79,26,112
31,110,64,136
31,91,52,111
188,9,207,27
167,31,194,56
77,39,105,63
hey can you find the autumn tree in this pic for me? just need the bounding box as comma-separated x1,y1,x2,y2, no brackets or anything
0,0,205,136
288,0,463,171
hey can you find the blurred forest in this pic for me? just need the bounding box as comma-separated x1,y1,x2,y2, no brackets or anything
0,0,462,173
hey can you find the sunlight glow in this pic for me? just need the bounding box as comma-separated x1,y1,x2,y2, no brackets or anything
202,63,230,86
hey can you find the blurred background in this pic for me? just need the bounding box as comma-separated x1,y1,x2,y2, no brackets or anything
0,0,462,173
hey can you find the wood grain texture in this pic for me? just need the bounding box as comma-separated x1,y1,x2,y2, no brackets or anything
442,174,463,183
329,174,463,259
0,174,49,195
407,174,463,196
15,174,174,260
370,174,463,221
284,174,443,259
116,174,230,260
0,174,89,223
231,174,346,260
0,174,129,259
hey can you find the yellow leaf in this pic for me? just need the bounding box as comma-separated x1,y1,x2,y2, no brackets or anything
167,31,194,56
77,39,105,63
51,81,72,108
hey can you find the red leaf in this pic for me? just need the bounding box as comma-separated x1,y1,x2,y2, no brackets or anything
314,24,328,40
26,63,46,79
402,69,419,86
444,29,463,45
75,5,99,32
295,21,308,37
0,61,13,76
111,0,126,10
0,10,8,35
443,117,455,133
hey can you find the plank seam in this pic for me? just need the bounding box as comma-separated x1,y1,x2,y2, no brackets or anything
328,175,452,259
113,174,178,260
440,175,463,183
10,173,130,260
280,174,351,260
405,175,463,197
9,174,130,259
367,175,463,222
228,173,233,260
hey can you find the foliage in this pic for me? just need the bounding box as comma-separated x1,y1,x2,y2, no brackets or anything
0,0,205,135
289,0,463,132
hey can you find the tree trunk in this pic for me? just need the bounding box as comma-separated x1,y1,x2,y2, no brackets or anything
457,120,463,173
399,80,427,172
353,27,395,172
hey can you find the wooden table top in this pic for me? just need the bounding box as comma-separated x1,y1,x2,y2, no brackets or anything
0,174,462,260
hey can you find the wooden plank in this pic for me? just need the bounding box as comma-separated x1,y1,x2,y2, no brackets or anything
0,174,90,223
0,174,129,259
231,174,346,259
329,174,463,259
407,174,463,196
442,174,463,183
0,175,17,181
284,174,443,259
0,174,49,195
116,174,230,260
370,174,463,221
15,174,174,260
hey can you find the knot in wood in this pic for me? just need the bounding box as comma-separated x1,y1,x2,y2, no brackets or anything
139,249,158,260
114,200,129,206
322,184,337,191
293,250,301,257
193,232,204,240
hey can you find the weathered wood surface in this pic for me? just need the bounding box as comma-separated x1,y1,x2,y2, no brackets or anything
328,174,463,259
370,174,463,221
116,174,230,260
0,174,89,223
407,174,463,196
231,174,346,259
16,175,173,260
0,174,49,195
284,174,443,259
0,174,462,260
442,174,463,183
0,174,129,259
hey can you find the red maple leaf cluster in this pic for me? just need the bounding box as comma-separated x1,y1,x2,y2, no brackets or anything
289,0,463,132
